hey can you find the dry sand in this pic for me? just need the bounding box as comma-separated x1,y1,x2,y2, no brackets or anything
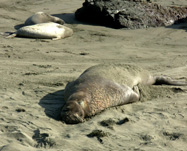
0,0,187,150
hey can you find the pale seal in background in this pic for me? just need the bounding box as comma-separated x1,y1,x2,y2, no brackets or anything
61,63,187,124
24,12,65,25
7,22,73,40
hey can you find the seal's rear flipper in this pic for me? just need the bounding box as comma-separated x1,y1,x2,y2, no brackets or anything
1,32,15,37
154,76,187,86
6,33,17,39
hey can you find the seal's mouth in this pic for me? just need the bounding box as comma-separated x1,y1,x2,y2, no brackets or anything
61,114,84,124
61,101,85,124
61,112,84,124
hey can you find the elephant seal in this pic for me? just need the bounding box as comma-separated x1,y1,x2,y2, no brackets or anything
61,63,187,124
24,12,65,25
7,22,73,40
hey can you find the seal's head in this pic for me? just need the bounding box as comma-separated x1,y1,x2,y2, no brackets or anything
61,100,85,124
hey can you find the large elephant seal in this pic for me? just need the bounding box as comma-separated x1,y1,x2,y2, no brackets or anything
61,63,187,124
24,12,65,25
7,22,73,40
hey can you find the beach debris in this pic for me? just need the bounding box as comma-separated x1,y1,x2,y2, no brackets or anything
15,108,26,112
162,131,183,141
100,118,116,129
32,129,56,148
87,129,110,144
100,117,129,129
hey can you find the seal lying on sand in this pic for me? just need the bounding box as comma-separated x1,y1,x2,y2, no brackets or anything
7,22,73,40
61,64,187,124
24,12,65,25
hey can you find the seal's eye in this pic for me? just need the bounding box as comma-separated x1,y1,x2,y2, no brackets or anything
77,100,85,108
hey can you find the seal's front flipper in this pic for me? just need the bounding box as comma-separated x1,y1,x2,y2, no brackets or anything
133,85,140,96
132,85,140,102
124,86,140,104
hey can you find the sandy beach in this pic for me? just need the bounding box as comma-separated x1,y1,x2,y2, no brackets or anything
0,0,187,150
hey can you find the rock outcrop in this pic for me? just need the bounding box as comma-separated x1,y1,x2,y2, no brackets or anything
75,0,187,29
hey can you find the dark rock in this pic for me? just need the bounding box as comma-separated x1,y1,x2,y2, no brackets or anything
75,0,187,29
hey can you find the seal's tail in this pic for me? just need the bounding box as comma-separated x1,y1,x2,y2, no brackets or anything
6,33,17,39
1,32,16,38
154,76,187,86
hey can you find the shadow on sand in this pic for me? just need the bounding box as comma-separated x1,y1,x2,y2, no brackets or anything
52,13,107,27
14,24,25,30
166,18,187,32
52,13,79,24
39,90,65,121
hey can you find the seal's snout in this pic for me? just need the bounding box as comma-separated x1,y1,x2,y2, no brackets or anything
61,112,84,124
61,101,85,124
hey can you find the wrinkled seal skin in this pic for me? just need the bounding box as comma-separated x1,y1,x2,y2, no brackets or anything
61,64,187,124
25,12,65,25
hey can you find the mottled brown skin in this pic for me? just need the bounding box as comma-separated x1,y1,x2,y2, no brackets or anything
61,64,187,124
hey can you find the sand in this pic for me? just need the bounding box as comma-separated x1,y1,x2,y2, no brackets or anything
0,0,187,150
